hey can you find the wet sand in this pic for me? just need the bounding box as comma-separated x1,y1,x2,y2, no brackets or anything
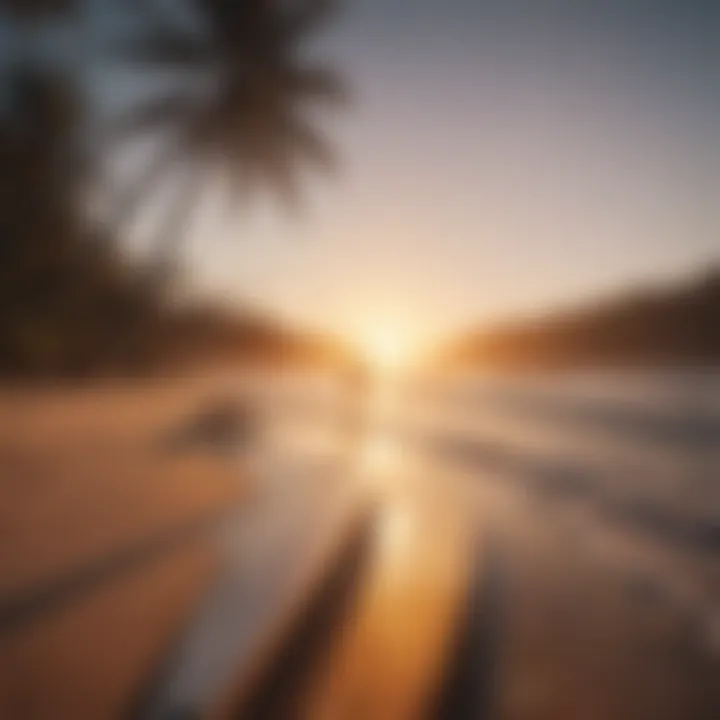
0,377,244,718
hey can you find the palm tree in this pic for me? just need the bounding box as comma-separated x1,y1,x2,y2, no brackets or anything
0,18,167,375
105,0,346,271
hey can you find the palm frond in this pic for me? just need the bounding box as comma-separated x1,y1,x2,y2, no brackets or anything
114,19,211,67
106,138,182,233
260,148,301,208
103,94,198,145
285,116,335,172
108,0,345,260
151,163,205,268
288,66,348,104
281,0,335,42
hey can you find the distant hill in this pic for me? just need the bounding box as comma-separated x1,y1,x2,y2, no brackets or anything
446,268,720,370
161,303,351,372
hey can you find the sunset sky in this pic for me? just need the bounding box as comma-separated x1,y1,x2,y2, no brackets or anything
184,1,720,348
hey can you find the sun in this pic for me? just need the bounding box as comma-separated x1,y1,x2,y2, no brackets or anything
359,327,415,372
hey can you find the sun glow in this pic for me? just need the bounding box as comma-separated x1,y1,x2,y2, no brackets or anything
359,327,416,373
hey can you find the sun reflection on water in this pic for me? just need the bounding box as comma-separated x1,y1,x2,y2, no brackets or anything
354,375,409,484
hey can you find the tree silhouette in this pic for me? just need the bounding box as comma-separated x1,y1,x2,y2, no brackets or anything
0,58,162,375
0,1,345,376
106,0,345,270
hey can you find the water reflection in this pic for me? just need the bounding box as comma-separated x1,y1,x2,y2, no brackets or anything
240,368,720,718
356,376,408,482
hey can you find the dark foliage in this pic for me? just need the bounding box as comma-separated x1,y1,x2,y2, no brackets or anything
449,269,720,370
0,1,345,377
0,66,162,377
107,0,345,268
